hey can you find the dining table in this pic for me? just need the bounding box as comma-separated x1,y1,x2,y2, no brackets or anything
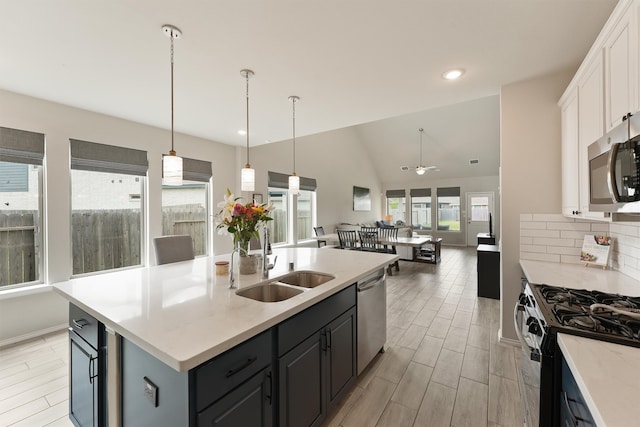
313,232,442,264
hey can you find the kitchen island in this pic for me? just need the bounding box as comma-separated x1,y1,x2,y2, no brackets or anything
54,247,397,427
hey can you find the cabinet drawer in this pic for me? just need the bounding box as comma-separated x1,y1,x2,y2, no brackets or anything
278,285,356,357
69,304,99,348
194,329,272,412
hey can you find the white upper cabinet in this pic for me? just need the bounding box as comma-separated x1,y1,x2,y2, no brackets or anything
558,0,635,221
604,2,637,132
578,53,604,216
561,88,579,217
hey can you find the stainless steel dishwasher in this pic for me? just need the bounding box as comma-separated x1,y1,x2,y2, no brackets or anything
357,268,386,375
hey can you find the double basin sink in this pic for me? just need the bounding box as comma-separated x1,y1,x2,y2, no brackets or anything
236,271,334,302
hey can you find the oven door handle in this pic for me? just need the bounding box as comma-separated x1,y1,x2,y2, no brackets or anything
513,303,540,362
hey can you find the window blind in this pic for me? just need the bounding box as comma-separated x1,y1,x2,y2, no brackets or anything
176,156,212,182
410,188,431,197
268,171,317,191
70,139,148,176
0,126,45,165
386,189,405,198
436,187,460,197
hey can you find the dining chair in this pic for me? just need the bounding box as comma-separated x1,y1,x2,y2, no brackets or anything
377,227,400,275
337,229,359,250
359,227,379,252
313,226,327,248
153,234,195,265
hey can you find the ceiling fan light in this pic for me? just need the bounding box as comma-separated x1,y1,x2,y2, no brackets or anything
241,166,255,191
416,167,426,175
163,153,183,186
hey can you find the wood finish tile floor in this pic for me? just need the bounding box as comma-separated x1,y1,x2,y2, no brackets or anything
0,246,523,427
323,246,524,427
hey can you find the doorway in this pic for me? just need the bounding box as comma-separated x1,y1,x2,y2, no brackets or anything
465,192,495,246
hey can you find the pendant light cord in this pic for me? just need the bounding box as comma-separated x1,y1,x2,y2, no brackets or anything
292,98,296,174
170,33,175,155
245,72,250,166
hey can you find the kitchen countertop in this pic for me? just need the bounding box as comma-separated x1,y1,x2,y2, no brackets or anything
558,333,640,427
520,259,640,296
520,259,640,427
53,247,397,372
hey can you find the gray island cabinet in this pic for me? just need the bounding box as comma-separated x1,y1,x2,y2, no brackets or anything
53,248,396,427
118,284,355,426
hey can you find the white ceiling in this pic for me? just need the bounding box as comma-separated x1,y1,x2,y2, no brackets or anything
1,0,617,181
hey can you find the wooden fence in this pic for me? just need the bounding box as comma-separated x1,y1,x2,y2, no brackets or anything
161,204,207,256
1,205,307,286
0,211,37,286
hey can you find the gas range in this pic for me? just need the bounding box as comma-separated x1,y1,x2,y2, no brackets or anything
529,283,640,348
515,279,640,427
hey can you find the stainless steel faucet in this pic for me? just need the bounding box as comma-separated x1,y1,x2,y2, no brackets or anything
228,245,240,289
262,226,277,278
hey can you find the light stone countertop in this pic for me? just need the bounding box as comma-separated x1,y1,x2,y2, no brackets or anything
557,333,640,427
53,247,398,372
520,259,640,427
519,259,640,296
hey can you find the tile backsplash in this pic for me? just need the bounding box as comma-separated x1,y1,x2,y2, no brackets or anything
520,214,640,279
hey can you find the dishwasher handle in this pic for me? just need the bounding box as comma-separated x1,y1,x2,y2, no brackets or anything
358,274,385,292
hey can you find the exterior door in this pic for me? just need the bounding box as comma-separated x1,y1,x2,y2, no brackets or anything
465,192,494,246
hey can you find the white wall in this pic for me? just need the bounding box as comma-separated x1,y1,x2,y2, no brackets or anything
249,126,383,232
382,175,500,246
0,88,238,345
500,69,574,341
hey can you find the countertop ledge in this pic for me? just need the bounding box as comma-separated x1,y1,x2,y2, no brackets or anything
53,247,397,372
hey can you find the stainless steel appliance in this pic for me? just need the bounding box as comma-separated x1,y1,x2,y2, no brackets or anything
514,278,640,426
357,268,386,375
588,113,640,217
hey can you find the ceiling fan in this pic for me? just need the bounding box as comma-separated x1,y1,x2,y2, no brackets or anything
400,128,439,174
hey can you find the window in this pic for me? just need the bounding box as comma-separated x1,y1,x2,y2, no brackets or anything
470,196,490,221
267,188,288,244
70,139,148,275
267,171,318,245
296,190,315,241
410,188,431,230
0,126,44,288
437,187,460,231
386,190,406,224
162,157,212,256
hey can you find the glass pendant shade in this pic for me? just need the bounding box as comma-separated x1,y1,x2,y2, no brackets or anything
241,166,255,192
288,173,300,194
163,153,183,186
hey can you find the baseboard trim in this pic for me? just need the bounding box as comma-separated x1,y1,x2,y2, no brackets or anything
498,329,520,347
0,323,68,349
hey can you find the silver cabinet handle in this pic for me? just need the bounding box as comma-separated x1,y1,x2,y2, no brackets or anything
72,318,89,329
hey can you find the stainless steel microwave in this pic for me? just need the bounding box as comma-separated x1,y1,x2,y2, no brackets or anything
588,113,640,216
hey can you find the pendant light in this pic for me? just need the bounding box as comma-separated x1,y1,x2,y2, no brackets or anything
416,128,426,175
240,69,255,192
162,24,183,186
288,95,300,194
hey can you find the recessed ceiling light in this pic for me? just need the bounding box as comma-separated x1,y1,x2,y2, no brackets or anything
238,130,247,135
442,69,465,80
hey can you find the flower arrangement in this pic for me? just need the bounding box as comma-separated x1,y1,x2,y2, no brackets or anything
215,189,274,255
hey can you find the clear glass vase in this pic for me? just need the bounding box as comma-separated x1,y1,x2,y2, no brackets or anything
237,239,257,275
